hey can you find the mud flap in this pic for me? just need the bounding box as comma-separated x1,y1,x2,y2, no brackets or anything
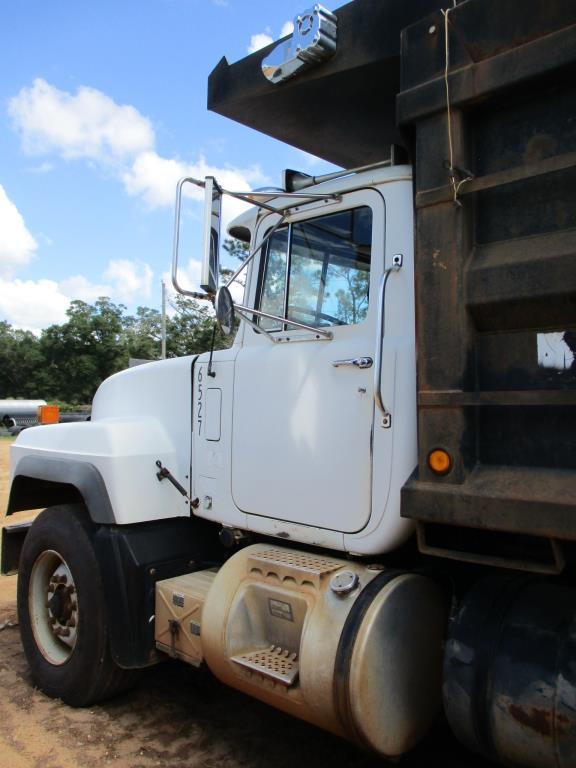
1,520,33,575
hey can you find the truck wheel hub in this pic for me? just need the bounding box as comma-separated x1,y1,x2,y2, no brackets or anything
29,551,79,665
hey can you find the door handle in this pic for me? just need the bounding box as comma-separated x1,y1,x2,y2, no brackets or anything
331,357,373,369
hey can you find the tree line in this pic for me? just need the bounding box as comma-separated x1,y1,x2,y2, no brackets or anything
0,295,232,405
1,239,248,405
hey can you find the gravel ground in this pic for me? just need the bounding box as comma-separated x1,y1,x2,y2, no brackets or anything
0,438,488,768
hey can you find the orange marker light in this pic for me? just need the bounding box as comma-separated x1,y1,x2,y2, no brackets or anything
38,405,60,425
428,449,451,475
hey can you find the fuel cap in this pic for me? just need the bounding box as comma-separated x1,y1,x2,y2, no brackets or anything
330,570,359,596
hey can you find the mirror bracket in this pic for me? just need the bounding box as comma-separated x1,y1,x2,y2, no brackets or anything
172,175,342,328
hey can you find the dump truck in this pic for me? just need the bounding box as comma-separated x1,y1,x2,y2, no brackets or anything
3,1,576,766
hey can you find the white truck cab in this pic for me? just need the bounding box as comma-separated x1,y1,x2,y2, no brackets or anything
9,165,416,559
192,166,417,555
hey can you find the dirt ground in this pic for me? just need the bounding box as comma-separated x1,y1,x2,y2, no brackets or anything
0,439,487,768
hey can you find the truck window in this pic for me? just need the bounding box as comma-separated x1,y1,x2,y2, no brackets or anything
259,206,372,330
260,228,289,331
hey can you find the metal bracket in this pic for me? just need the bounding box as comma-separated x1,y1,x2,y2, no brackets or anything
235,304,333,343
261,5,337,85
172,175,340,303
168,619,180,659
155,460,199,508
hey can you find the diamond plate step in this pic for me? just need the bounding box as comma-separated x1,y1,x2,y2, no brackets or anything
232,645,299,686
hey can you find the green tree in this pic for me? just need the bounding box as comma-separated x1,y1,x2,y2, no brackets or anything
223,236,249,262
0,321,45,398
166,295,230,358
124,306,163,360
221,236,249,292
39,298,129,403
0,289,239,404
332,266,370,325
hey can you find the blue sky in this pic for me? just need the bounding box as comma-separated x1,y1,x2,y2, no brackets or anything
0,0,338,332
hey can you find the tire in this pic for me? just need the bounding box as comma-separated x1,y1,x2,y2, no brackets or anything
17,504,138,706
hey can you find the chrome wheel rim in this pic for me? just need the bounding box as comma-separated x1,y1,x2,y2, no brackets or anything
29,550,78,665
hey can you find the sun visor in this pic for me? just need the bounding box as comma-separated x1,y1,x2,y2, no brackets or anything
208,0,444,168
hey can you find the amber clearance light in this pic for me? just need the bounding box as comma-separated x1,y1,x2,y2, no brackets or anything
428,448,452,475
38,404,60,425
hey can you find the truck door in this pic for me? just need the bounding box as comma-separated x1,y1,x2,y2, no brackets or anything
231,189,387,534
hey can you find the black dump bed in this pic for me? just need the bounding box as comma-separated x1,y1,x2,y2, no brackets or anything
398,0,576,561
209,0,576,563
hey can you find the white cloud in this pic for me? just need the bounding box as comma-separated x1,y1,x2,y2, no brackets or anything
5,78,264,326
0,259,155,332
180,258,202,290
104,259,153,302
122,150,265,237
248,32,274,53
0,185,38,278
0,278,69,333
60,260,152,305
248,20,294,53
9,78,155,164
122,151,193,208
123,150,266,206
9,79,266,218
60,275,112,302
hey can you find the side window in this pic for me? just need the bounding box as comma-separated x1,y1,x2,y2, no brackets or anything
260,228,288,331
259,206,372,330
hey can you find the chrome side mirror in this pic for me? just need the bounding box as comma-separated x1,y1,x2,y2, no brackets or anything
215,287,235,336
201,176,222,294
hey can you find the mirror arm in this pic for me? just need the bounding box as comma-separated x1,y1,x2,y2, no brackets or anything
173,174,340,302
225,189,341,212
225,214,288,289
235,304,333,339
234,307,280,344
226,191,279,214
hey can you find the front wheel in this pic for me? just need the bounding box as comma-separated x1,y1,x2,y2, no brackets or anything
18,504,138,706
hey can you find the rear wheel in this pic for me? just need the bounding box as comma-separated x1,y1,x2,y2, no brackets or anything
18,504,138,706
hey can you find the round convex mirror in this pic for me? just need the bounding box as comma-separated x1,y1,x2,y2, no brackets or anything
215,287,235,336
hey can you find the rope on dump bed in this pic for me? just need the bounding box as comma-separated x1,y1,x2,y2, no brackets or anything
442,4,473,206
